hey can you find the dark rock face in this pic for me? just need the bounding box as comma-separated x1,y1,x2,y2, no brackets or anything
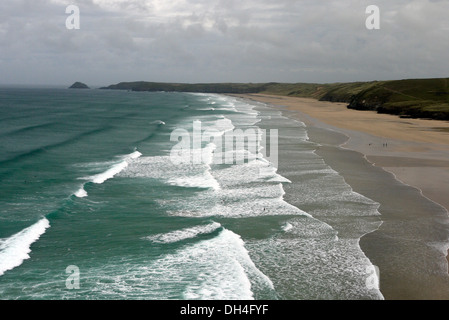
69,82,90,89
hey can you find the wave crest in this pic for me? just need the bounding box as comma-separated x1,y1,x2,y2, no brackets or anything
0,218,50,276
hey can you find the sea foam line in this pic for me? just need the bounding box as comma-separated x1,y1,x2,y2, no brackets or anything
180,228,274,300
74,150,142,198
144,222,222,244
0,218,50,276
167,142,221,190
85,227,274,299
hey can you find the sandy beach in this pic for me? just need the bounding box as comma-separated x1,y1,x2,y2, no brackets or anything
234,93,449,214
232,93,449,299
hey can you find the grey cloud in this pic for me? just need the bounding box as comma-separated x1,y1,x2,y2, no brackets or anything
1,0,448,86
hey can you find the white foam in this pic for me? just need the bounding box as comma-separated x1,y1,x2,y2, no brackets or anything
86,228,274,300
211,160,288,187
91,160,129,184
121,151,221,191
164,184,311,219
0,218,50,276
282,223,293,232
198,117,235,136
127,151,142,159
74,151,142,197
201,143,216,165
168,171,220,190
180,229,274,300
74,186,88,198
144,222,221,244
168,142,221,190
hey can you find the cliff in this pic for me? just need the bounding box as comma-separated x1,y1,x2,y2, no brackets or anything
101,78,449,120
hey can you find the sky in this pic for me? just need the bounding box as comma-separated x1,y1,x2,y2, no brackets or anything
1,0,448,87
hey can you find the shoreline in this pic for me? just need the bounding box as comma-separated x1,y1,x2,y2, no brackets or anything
231,93,449,299
232,93,449,215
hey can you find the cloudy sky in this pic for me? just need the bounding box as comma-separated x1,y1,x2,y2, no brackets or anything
1,0,448,86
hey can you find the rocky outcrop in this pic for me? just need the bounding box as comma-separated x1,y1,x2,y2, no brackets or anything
69,82,90,89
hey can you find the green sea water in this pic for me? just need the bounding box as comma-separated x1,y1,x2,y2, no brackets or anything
0,88,383,300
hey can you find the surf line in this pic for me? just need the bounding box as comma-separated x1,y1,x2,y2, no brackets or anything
169,119,278,168
74,150,142,198
0,218,50,277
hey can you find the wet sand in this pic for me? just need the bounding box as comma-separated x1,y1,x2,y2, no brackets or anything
234,94,449,214
233,93,449,300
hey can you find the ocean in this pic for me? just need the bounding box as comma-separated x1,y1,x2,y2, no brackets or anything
0,88,383,300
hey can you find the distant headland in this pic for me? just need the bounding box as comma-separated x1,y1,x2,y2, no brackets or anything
69,82,90,89
100,78,449,121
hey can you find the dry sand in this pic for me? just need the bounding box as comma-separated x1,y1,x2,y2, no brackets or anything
230,93,449,299
233,93,449,214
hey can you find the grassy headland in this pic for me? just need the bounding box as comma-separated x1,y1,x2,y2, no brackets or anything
101,78,449,120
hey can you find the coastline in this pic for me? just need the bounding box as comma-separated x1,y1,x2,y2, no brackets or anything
233,94,449,215
231,93,449,299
